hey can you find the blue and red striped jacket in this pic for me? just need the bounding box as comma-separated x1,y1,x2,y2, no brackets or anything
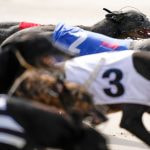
52,23,133,56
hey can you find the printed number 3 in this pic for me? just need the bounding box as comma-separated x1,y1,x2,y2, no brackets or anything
102,69,124,97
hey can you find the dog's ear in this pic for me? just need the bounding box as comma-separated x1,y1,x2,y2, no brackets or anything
1,31,51,52
2,31,74,58
103,8,125,23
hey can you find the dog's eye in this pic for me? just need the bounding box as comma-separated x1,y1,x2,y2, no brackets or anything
138,16,144,22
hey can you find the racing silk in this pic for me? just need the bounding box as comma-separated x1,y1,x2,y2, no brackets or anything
52,23,133,56
0,96,26,149
65,50,150,106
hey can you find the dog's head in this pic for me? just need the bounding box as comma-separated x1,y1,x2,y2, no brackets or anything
12,69,107,125
13,70,93,113
92,8,150,39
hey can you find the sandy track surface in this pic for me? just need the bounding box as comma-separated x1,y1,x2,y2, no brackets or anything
98,113,150,150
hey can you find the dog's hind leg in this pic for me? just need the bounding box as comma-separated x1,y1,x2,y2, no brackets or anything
120,104,150,146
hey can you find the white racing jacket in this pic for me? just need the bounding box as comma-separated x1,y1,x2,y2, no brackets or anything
65,50,150,106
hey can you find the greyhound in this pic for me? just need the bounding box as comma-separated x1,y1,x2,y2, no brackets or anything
0,95,108,150
55,50,150,146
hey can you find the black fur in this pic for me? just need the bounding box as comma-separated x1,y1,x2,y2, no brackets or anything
0,95,108,150
90,9,150,38
118,51,150,146
0,8,149,45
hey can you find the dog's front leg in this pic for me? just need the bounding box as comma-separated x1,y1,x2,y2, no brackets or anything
120,104,150,146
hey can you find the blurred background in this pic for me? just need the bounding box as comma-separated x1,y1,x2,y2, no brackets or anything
1,0,150,25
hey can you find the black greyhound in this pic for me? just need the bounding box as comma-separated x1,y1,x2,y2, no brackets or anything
0,8,149,45
88,8,150,39
0,95,108,150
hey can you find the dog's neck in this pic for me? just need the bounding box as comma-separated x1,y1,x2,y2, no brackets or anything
77,19,118,38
